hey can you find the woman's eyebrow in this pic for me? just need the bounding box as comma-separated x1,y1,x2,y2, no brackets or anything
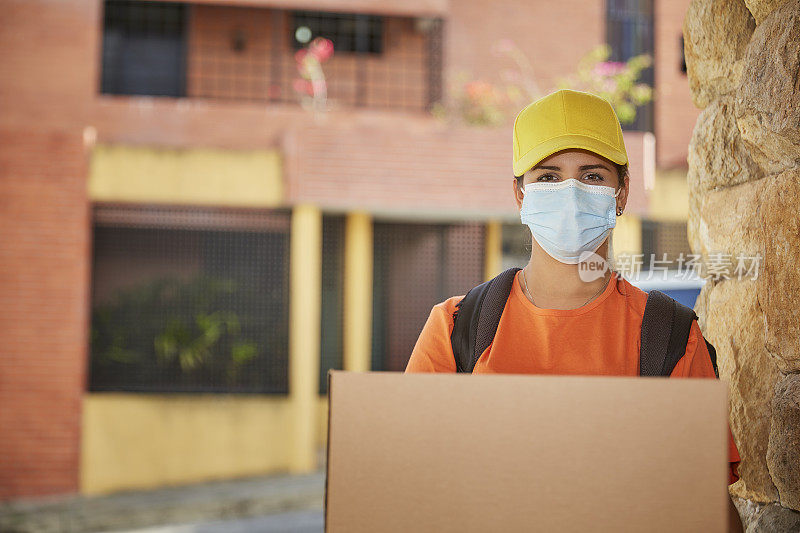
579,164,611,171
533,165,561,171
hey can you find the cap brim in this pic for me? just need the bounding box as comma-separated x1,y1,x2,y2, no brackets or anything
513,133,628,177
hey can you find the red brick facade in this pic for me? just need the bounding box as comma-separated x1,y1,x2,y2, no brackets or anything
0,0,98,500
187,6,429,109
655,0,700,168
283,119,649,216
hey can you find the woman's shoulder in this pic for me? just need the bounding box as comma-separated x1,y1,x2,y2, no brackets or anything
431,295,466,319
612,272,649,317
415,295,467,335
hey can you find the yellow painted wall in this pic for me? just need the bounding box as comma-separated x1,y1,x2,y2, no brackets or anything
81,394,293,496
612,214,643,257
318,396,329,449
648,169,690,222
343,212,373,373
484,220,502,281
88,145,283,206
288,205,322,473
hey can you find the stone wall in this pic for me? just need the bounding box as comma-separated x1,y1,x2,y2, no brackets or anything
684,0,800,530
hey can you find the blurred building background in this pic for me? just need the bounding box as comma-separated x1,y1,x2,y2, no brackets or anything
1,0,700,501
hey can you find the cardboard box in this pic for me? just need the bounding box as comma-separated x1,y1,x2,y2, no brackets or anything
325,371,729,532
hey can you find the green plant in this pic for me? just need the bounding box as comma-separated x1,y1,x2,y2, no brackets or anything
557,44,652,125
431,71,518,127
90,275,285,391
433,41,653,127
154,311,257,380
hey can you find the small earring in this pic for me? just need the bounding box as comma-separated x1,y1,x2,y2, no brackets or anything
616,207,623,216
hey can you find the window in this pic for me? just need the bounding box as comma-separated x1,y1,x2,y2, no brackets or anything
291,10,384,54
501,223,531,272
640,220,691,270
606,0,655,131
371,222,484,371
101,0,188,97
99,2,442,111
319,215,345,394
89,205,290,393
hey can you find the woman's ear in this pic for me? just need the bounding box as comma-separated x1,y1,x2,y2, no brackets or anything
513,178,525,210
616,179,630,215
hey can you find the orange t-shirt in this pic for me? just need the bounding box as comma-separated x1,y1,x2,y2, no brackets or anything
405,270,741,484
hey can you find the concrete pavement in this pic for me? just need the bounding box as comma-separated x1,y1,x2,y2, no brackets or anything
108,510,324,533
0,470,325,533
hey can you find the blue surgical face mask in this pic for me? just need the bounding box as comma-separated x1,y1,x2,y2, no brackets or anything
520,179,620,264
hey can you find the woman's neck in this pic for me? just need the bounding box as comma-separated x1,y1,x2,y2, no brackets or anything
522,240,612,308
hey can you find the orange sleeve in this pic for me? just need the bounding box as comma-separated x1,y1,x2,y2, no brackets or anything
404,298,460,373
671,320,741,485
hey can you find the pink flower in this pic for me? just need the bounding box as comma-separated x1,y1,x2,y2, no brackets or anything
593,61,626,77
295,49,308,64
309,37,334,62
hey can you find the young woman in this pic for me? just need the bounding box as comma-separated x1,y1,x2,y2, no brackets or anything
405,89,743,531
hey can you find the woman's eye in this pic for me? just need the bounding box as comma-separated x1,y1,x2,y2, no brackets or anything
584,172,604,182
536,174,558,182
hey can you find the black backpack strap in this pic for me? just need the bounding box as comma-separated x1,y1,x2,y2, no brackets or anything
451,267,521,373
704,339,720,378
640,289,717,377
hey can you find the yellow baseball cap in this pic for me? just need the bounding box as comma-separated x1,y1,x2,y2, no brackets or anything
512,89,628,177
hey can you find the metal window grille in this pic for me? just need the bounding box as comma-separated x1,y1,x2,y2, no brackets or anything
606,0,654,132
371,222,484,372
425,17,444,111
89,205,290,394
640,220,691,269
319,215,344,394
100,1,443,112
101,0,188,97
291,11,383,54
501,223,532,271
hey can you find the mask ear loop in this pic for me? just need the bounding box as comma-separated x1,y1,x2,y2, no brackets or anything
608,185,624,273
613,185,623,217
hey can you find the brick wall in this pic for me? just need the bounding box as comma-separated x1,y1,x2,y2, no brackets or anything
0,1,98,500
93,0,607,150
284,120,649,217
92,0,691,159
655,0,700,169
446,0,605,98
283,119,513,217
188,6,428,109
187,0,447,17
188,5,278,102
